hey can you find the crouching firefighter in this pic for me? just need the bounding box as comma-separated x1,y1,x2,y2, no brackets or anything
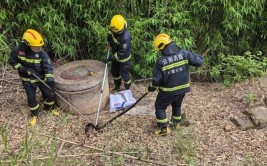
147,34,204,136
105,14,132,91
8,29,59,126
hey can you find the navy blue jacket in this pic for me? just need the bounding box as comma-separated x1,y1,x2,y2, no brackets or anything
152,41,204,95
107,29,132,63
9,46,53,83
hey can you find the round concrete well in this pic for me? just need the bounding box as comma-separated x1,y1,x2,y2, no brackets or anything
54,60,109,115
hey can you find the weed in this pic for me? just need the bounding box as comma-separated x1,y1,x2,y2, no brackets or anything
0,124,8,152
172,127,199,165
58,112,72,125
48,137,56,166
244,93,257,106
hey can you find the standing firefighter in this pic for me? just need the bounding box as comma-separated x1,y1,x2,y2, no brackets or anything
147,34,204,136
105,14,132,91
9,29,59,126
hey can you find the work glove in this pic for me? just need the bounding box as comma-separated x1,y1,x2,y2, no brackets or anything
147,83,157,92
104,55,114,64
18,41,29,52
46,76,54,82
108,43,112,50
45,80,55,98
46,80,55,91
19,66,36,76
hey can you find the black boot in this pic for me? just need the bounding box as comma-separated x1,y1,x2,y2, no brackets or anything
171,115,181,129
154,127,170,136
171,119,181,129
113,79,121,90
124,83,131,90
155,121,170,136
112,86,120,91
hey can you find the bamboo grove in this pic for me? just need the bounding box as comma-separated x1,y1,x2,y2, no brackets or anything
0,0,266,83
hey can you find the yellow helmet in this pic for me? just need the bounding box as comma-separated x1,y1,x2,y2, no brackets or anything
22,29,44,46
153,34,172,51
110,15,127,33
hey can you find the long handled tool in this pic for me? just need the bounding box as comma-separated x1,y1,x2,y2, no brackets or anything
32,73,90,121
94,48,110,126
85,92,148,133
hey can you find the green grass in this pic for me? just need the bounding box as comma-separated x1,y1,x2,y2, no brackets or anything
171,127,199,166
244,93,257,107
0,124,8,152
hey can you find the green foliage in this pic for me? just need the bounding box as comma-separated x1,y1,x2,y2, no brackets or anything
0,0,266,81
0,124,8,152
244,93,257,106
172,128,198,165
48,137,56,166
210,51,267,86
0,31,10,62
58,113,72,125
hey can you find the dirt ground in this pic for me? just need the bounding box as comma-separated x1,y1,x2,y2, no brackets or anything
0,65,267,165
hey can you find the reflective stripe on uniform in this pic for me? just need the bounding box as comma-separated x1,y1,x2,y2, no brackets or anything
30,104,40,111
157,118,168,123
109,31,119,44
172,116,181,120
44,101,54,105
114,52,131,62
45,73,53,78
123,79,131,84
162,60,188,71
21,77,40,83
14,63,22,69
160,83,190,92
114,76,121,80
18,56,41,64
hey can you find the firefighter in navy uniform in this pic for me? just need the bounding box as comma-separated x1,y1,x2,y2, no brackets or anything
9,29,59,126
147,34,204,136
105,14,132,91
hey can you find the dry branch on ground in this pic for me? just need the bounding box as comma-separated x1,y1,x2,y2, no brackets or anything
0,66,267,165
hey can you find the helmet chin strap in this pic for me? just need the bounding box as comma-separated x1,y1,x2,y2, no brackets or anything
117,24,127,34
30,47,42,52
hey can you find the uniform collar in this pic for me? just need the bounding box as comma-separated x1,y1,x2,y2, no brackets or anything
162,42,180,56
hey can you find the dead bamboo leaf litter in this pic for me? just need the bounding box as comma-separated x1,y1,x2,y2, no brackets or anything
0,66,267,165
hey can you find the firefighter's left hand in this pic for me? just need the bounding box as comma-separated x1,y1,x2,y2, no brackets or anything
147,83,157,92
18,41,29,52
104,56,114,64
46,80,55,91
108,43,112,50
26,69,36,76
19,66,36,76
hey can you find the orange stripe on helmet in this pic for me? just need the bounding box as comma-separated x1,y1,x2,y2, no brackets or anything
25,30,37,39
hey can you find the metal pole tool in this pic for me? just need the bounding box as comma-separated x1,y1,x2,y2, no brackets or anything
95,47,110,126
32,73,90,121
